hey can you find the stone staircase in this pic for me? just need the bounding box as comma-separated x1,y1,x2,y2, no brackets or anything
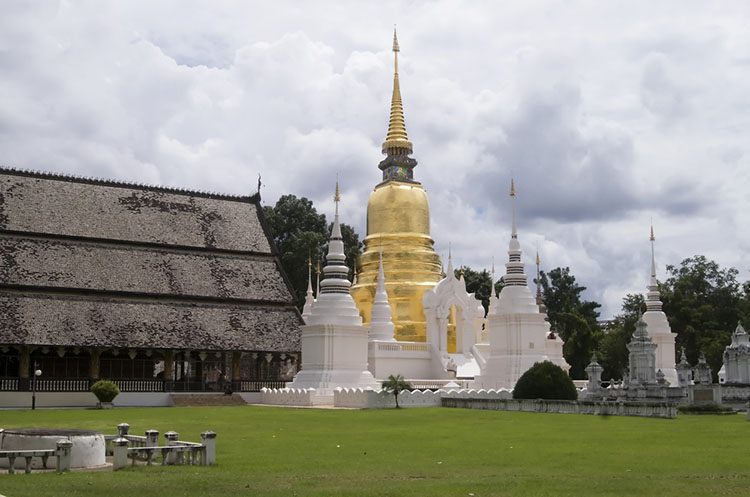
170,393,247,407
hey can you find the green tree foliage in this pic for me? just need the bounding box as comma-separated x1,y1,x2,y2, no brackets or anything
597,294,645,380
660,255,742,381
263,195,362,309
454,266,504,315
537,267,602,379
381,374,412,408
512,361,578,400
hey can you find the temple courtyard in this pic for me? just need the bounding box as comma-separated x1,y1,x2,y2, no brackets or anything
0,406,747,496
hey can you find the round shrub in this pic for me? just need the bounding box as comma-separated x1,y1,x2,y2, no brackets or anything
512,361,577,400
91,379,120,403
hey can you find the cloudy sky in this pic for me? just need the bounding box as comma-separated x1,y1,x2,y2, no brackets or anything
2,1,749,318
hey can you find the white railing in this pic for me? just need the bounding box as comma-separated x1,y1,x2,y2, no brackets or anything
0,440,73,474
376,342,430,352
408,379,472,390
106,423,216,470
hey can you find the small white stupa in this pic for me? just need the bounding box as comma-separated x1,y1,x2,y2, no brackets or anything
369,249,396,342
301,256,315,323
641,225,678,386
473,180,568,390
286,183,380,396
719,323,750,384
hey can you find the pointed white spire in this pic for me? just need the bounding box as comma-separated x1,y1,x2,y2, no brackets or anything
320,181,348,295
302,256,315,321
510,178,517,240
645,224,663,312
446,243,454,278
503,179,526,287
369,248,396,341
306,182,362,326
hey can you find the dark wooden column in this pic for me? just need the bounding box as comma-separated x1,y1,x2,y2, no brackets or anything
89,349,101,381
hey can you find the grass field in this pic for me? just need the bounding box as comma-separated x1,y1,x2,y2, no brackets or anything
0,406,748,496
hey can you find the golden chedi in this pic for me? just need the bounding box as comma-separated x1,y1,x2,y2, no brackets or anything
350,30,443,343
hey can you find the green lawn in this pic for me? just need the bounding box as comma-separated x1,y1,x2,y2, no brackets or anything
0,406,748,496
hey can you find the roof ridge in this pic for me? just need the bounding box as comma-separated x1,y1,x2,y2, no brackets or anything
0,165,260,203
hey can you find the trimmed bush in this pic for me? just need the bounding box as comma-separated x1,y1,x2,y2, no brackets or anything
90,379,120,403
512,361,577,400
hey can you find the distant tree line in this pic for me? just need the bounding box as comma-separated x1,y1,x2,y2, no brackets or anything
264,195,750,381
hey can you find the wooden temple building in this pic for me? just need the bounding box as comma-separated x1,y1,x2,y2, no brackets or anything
0,167,302,395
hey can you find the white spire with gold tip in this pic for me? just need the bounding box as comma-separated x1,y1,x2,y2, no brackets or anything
646,224,662,312
641,223,678,386
306,182,362,326
503,179,526,288
369,249,396,341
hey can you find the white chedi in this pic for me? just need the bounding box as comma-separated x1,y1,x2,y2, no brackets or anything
473,180,569,390
641,226,678,386
286,184,380,394
369,250,396,341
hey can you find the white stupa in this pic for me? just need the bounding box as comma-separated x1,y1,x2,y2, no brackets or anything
369,250,396,342
286,183,380,395
641,225,678,386
301,257,315,323
473,180,568,390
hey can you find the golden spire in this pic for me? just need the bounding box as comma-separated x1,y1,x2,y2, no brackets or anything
381,28,413,156
510,178,516,197
536,250,540,265
334,180,340,202
650,224,655,241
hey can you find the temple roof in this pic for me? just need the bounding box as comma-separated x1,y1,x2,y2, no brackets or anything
0,167,301,352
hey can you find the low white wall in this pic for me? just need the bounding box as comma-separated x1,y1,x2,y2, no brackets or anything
721,385,750,401
442,395,677,418
260,387,322,406
368,341,433,380
334,388,445,408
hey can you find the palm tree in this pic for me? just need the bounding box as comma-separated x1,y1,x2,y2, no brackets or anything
381,374,412,408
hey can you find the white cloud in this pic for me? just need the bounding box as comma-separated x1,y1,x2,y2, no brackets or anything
1,1,749,318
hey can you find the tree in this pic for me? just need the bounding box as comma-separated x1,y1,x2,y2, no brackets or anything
537,267,602,379
660,255,742,380
381,374,412,408
263,194,362,309
512,361,577,400
454,266,504,314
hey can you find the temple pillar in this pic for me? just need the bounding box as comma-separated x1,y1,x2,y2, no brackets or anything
231,351,241,391
18,347,30,379
89,349,101,380
164,350,174,381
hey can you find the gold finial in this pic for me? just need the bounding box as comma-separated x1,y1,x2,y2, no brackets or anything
308,251,312,267
510,178,516,197
536,251,540,265
334,179,340,202
316,260,321,275
382,28,413,156
650,224,655,242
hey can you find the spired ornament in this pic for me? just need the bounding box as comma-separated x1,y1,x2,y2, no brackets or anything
350,29,444,344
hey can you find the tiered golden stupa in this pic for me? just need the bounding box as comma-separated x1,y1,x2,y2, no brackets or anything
350,30,443,343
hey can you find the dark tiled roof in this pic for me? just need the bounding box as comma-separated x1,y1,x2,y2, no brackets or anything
0,294,300,351
0,168,302,352
0,170,270,252
0,236,292,303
